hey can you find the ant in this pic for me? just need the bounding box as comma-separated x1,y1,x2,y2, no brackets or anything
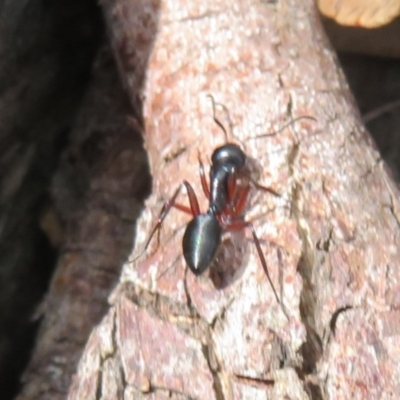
135,95,315,314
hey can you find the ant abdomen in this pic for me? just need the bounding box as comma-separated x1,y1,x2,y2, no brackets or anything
182,213,222,275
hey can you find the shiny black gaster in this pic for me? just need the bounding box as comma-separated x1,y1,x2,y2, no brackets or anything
182,212,222,275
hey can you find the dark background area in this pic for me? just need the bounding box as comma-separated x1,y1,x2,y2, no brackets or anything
0,1,104,398
339,53,400,180
0,2,399,399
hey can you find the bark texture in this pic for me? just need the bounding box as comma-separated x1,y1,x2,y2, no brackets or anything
69,0,400,399
15,47,149,399
0,1,103,398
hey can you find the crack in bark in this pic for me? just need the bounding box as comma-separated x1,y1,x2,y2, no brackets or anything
285,131,324,398
95,367,103,400
201,342,224,400
89,311,119,400
293,183,324,400
232,373,275,388
119,364,127,400
384,173,400,230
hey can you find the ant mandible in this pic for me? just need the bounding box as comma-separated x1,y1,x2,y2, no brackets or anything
136,95,314,313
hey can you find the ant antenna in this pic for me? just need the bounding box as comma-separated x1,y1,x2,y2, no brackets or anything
248,115,317,140
207,94,230,142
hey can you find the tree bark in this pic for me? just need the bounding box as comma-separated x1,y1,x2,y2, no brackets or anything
68,0,400,399
0,2,104,399
15,47,149,400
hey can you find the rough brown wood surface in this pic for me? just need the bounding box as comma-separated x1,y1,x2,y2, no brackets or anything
0,2,105,398
68,0,399,399
15,47,149,400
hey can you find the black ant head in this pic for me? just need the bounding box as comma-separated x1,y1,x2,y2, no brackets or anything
211,143,246,171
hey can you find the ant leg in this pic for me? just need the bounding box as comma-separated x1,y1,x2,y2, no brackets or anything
197,153,210,198
132,181,201,263
231,184,249,215
182,180,201,216
134,185,183,262
246,223,288,317
251,179,280,197
222,183,249,216
224,219,289,319
172,203,193,214
226,173,238,204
